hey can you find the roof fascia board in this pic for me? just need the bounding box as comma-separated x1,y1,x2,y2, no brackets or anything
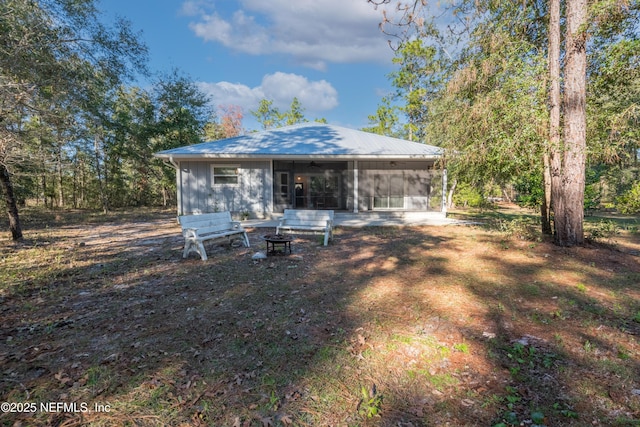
154,154,441,161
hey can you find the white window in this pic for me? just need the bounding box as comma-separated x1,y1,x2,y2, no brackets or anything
212,165,240,185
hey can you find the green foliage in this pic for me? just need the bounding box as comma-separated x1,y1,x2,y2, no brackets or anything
154,69,212,149
586,219,620,243
362,96,401,137
514,172,544,210
284,97,307,126
0,0,151,220
452,182,485,208
531,411,546,425
584,166,605,213
251,99,284,130
616,181,640,214
378,0,639,241
498,217,541,242
588,37,640,165
389,38,440,141
428,21,548,190
357,384,383,418
251,97,312,130
453,342,469,353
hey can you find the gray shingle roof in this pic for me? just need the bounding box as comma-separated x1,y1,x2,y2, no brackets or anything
155,123,442,160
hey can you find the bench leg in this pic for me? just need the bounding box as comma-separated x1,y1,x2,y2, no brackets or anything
323,231,329,246
196,241,208,261
183,239,208,260
183,240,194,259
242,232,250,248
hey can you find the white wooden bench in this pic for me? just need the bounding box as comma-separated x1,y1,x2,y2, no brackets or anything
276,209,334,246
178,212,250,261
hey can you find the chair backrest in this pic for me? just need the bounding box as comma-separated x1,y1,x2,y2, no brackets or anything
179,211,233,230
283,209,333,221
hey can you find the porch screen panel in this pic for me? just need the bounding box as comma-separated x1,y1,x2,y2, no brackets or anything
273,171,290,212
389,174,404,208
374,173,404,209
310,175,340,209
278,172,289,204
373,174,385,208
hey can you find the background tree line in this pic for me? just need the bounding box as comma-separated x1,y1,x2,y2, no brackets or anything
366,0,639,245
0,0,321,241
3,0,637,246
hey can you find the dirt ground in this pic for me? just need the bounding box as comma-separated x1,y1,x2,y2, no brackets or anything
1,208,640,426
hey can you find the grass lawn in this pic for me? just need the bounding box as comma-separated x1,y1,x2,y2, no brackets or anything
1,206,639,426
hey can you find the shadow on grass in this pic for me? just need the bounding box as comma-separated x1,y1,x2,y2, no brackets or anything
1,209,640,426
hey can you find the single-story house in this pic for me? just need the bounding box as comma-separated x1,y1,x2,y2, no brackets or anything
154,123,446,219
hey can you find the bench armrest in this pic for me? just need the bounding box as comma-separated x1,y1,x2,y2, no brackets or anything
182,227,199,238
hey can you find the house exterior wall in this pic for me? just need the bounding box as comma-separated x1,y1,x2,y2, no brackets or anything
176,159,442,217
177,160,271,218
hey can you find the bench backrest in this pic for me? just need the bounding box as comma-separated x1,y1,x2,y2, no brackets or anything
282,209,333,226
179,211,235,232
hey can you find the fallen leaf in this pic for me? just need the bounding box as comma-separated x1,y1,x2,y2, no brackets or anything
358,334,366,345
280,414,293,425
461,398,474,407
55,370,71,385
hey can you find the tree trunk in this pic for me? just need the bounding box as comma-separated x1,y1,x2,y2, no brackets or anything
554,0,587,246
80,157,86,208
0,162,23,241
502,187,512,203
447,178,457,209
547,0,561,237
40,173,47,207
56,149,64,208
94,135,109,214
541,152,553,235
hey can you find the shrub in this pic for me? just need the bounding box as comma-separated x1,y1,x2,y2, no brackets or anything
586,219,620,243
616,181,640,214
498,217,541,241
514,172,543,210
453,183,487,208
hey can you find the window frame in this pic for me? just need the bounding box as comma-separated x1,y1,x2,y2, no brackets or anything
211,164,240,186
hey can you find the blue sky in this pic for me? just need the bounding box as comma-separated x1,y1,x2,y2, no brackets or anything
99,0,402,131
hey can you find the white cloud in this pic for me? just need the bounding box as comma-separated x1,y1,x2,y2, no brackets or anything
184,0,396,69
260,72,338,111
198,72,338,116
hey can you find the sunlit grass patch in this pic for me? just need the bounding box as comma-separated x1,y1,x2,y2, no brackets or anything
1,207,639,426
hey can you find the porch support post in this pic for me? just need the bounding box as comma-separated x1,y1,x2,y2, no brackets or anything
168,156,182,216
441,168,448,215
353,160,359,213
268,160,274,216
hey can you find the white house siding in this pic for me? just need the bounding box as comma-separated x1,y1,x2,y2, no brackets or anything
178,160,270,217
179,161,210,214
